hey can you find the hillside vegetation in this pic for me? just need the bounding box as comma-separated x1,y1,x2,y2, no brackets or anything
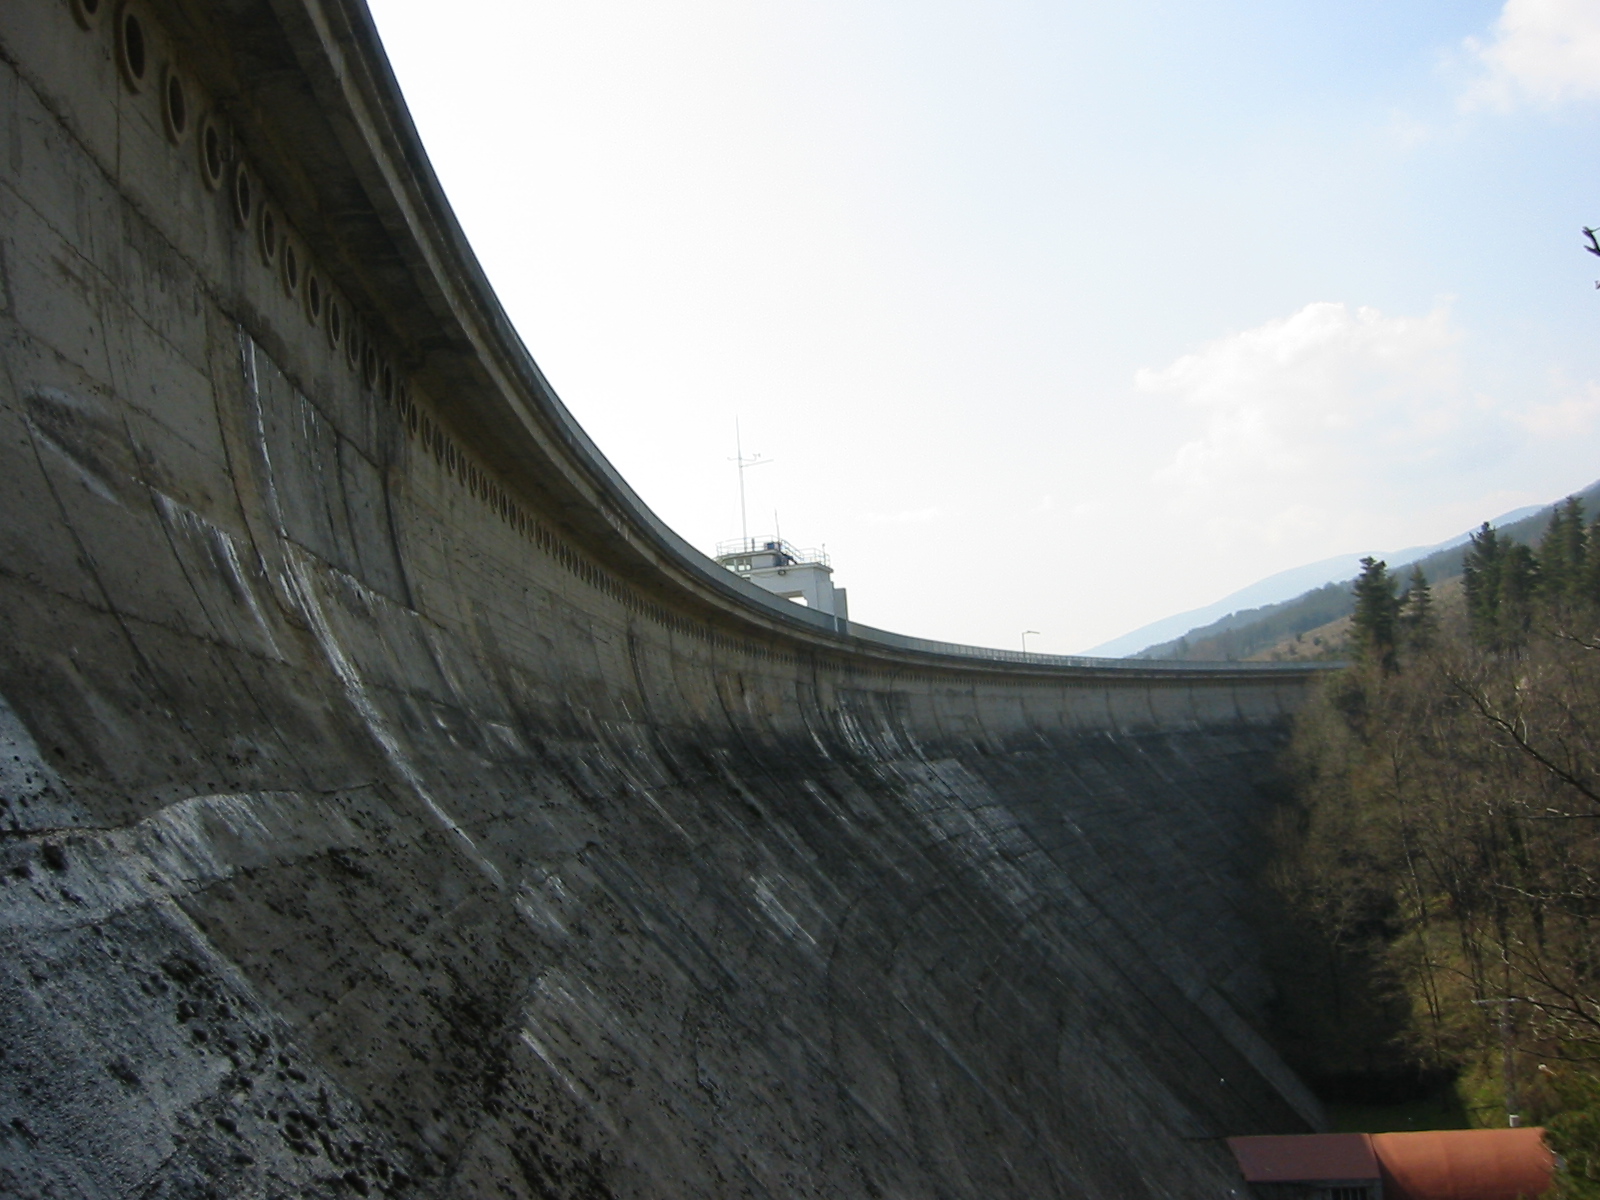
1136,481,1600,662
1266,496,1600,1192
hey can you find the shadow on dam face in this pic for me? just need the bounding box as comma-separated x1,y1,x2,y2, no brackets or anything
0,1,1333,1196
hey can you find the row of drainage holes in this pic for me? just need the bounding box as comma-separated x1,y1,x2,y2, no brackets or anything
82,2,185,144
71,0,402,406
232,166,396,400
76,1,227,194
77,11,512,537
91,6,711,632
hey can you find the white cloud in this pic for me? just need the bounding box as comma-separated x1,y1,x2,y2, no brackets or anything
1462,0,1600,111
1515,384,1600,436
1136,302,1491,549
1135,299,1600,575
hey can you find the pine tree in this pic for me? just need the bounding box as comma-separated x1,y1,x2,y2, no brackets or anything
1466,522,1538,650
1499,542,1538,645
1538,496,1588,610
1351,556,1400,670
1463,523,1503,646
1587,518,1600,608
1399,564,1435,649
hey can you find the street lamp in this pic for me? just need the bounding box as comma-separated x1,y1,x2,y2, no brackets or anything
1022,630,1041,654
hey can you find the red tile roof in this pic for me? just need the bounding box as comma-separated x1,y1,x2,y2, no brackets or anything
1372,1129,1553,1200
1226,1129,1555,1199
1226,1134,1378,1182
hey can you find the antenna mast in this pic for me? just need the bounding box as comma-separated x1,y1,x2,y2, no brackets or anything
730,418,773,545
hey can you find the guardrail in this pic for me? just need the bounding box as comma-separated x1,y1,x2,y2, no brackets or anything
700,542,1333,672
841,620,1341,672
714,536,830,568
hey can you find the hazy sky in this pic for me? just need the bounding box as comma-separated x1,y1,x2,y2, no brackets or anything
368,0,1600,654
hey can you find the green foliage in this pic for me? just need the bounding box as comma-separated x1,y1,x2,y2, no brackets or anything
1143,486,1600,663
1271,521,1600,1152
1586,519,1600,608
1464,523,1540,649
1351,557,1401,669
1540,498,1589,611
1502,543,1539,638
1463,523,1504,645
1400,565,1436,650
1138,582,1352,662
1547,1066,1600,1199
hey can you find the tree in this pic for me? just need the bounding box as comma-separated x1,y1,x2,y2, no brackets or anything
1586,517,1600,609
1463,524,1537,650
1352,556,1400,670
1274,523,1600,1137
1547,1067,1600,1199
1463,524,1503,646
1500,543,1538,645
1539,497,1588,609
1399,565,1435,650
1277,601,1600,1132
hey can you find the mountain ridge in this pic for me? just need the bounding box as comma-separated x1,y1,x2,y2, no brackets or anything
1091,486,1596,662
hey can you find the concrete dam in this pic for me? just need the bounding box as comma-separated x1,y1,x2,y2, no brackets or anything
0,2,1330,1196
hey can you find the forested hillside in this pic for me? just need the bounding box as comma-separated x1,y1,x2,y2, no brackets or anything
1135,481,1600,662
1267,496,1600,1193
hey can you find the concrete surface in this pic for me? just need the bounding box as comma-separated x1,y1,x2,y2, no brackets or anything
0,1,1332,1196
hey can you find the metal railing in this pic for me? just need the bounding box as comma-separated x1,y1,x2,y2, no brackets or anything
714,536,830,568
843,620,1341,672
704,543,1332,672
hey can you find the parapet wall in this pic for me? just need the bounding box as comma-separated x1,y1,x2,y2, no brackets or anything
0,2,1328,1197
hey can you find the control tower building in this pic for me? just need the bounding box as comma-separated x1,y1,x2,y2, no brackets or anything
715,537,848,620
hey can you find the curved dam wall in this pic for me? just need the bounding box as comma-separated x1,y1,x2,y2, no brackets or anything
0,2,1329,1197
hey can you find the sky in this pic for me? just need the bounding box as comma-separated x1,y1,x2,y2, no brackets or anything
367,0,1600,655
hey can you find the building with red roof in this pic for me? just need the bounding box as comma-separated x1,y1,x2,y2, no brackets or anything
1226,1128,1554,1200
